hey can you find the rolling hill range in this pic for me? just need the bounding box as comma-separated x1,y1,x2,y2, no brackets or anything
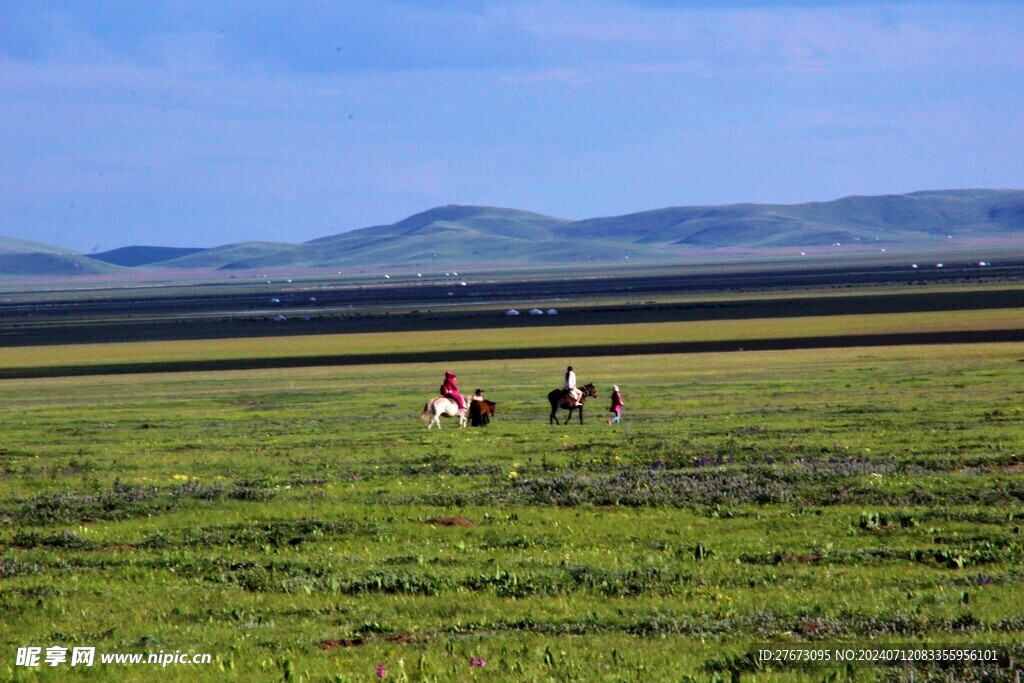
0,236,118,276
4,189,1022,276
86,245,206,267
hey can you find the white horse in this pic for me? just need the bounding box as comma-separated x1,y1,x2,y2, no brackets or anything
421,397,467,429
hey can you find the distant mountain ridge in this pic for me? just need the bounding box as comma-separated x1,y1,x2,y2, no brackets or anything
88,246,206,267
0,236,118,276
4,190,1022,276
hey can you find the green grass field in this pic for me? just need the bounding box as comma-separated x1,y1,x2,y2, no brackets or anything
1,322,1023,680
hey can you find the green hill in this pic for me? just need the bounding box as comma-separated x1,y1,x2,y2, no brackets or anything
574,190,1024,248
89,246,205,267
2,190,1021,275
294,206,575,265
290,190,1024,265
159,242,300,270
0,237,118,276
0,236,70,255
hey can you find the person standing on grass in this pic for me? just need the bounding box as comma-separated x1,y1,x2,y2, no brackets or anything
608,385,624,425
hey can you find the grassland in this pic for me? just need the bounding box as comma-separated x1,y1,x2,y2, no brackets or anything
0,315,1023,681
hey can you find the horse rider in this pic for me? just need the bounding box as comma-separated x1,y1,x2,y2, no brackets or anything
440,371,466,413
564,365,583,405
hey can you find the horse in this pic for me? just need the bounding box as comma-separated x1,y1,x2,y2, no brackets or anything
470,399,496,426
421,397,467,429
548,383,597,425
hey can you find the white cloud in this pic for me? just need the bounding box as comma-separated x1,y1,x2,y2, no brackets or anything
505,0,1024,74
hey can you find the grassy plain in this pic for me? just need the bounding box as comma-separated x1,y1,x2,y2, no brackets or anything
0,322,1023,681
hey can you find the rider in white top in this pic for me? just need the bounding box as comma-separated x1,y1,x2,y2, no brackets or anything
564,366,582,404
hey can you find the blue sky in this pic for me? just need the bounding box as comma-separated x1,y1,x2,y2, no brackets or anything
2,1,1022,252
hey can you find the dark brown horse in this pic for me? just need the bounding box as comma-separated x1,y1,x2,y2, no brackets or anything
548,383,597,425
470,399,496,426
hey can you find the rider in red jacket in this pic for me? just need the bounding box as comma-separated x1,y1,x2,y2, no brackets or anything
440,371,465,412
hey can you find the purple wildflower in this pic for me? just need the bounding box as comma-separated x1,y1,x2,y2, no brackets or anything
971,573,994,586
470,657,486,667
376,662,387,679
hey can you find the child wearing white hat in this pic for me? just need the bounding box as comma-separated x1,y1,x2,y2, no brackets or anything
608,385,623,425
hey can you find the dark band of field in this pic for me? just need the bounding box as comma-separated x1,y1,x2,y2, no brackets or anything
1,263,1021,378
2,328,1021,380
1,263,1022,347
